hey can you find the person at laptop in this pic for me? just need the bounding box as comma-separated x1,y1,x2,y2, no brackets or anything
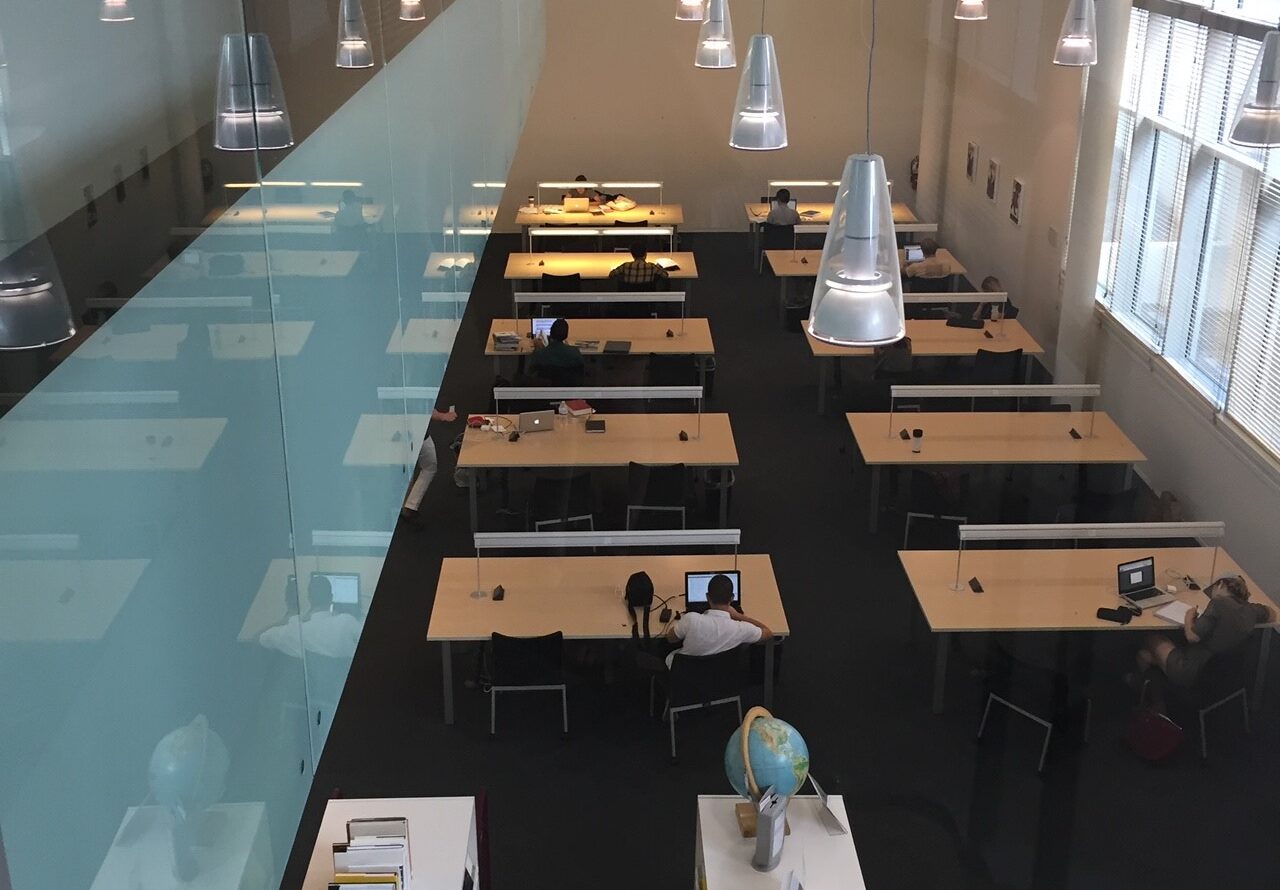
663,574,773,668
903,238,953,280
609,243,670,289
258,574,362,659
561,173,601,203
529,318,585,383
966,275,1020,321
766,188,801,225
1131,575,1274,706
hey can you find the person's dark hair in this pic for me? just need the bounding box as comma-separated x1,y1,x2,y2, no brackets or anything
549,318,569,342
921,238,940,257
308,574,333,610
630,243,647,261
775,187,792,205
1208,575,1250,603
707,574,735,606
981,275,1002,293
341,189,358,204
574,174,588,183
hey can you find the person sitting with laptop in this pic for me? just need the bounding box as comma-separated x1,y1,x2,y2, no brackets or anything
609,243,670,290
766,188,801,225
561,173,602,204
1131,574,1274,707
528,318,585,384
967,275,1020,321
903,238,953,280
664,573,772,668
258,574,362,659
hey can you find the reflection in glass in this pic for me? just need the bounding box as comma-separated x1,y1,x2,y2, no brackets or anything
337,0,376,69
1230,29,1280,147
214,33,294,151
98,0,135,22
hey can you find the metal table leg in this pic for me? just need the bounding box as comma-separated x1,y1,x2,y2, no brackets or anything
868,465,881,533
442,640,455,724
1253,627,1272,712
718,467,730,528
778,279,787,326
817,359,827,414
932,633,951,714
764,637,776,707
468,469,479,531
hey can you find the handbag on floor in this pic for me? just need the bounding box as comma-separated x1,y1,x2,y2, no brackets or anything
1124,681,1184,762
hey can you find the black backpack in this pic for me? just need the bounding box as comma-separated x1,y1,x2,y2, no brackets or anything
625,571,654,640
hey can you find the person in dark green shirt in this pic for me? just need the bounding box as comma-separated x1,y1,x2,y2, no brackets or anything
528,318,585,384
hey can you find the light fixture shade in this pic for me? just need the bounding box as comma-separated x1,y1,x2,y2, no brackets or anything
214,33,294,151
729,34,787,151
337,0,374,68
1230,30,1280,147
676,0,704,21
807,154,905,348
399,0,426,21
1054,0,1097,67
954,0,988,21
0,248,74,351
695,0,735,68
98,0,134,22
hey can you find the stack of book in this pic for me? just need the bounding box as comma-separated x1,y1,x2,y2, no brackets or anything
492,331,520,351
330,817,412,890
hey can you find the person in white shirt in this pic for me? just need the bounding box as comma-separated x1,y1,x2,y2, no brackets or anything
401,406,459,525
664,573,773,667
259,574,362,659
765,188,802,226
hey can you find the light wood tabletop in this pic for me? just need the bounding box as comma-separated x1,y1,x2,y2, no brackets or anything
504,251,698,281
458,413,737,469
848,411,1146,465
424,252,477,278
485,318,714,356
765,248,966,278
901,247,968,278
806,319,1045,358
515,203,684,228
745,201,919,225
169,249,359,280
898,546,1276,634
202,203,385,228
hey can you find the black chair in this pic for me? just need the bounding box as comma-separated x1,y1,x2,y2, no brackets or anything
903,470,970,550
489,631,568,736
530,361,584,387
907,275,952,294
537,272,582,319
662,646,747,761
1168,634,1254,760
528,473,594,531
759,223,796,274
648,354,700,388
627,462,686,530
970,347,1024,410
977,644,1092,773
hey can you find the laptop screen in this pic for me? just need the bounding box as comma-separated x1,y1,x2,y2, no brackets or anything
685,571,741,607
531,317,555,338
1117,557,1155,594
905,245,925,263
316,571,360,605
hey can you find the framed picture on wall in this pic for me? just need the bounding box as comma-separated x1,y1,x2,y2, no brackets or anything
1010,178,1025,226
986,159,1000,203
966,142,978,182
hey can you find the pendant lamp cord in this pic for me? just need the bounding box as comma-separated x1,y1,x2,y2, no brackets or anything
866,0,877,154
761,0,766,32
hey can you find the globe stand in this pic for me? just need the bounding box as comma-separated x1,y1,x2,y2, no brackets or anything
733,802,791,838
750,788,788,872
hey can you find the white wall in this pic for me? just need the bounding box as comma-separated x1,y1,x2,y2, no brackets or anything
497,0,929,232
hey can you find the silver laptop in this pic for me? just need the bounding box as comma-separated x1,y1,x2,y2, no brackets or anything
905,244,925,263
1117,556,1174,609
518,409,556,433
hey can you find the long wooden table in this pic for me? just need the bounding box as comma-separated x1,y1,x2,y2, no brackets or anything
806,319,1045,413
201,203,385,230
458,412,738,529
515,203,684,249
429,553,789,723
484,317,715,381
746,201,929,265
848,411,1146,532
504,251,698,284
898,546,1279,713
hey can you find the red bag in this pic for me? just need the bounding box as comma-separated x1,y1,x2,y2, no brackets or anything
1124,708,1184,762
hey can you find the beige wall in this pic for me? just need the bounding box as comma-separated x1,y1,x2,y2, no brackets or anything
497,0,929,232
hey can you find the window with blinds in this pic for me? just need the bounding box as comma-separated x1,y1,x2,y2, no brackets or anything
1097,6,1280,459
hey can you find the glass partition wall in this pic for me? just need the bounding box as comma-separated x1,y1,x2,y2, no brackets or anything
0,1,544,887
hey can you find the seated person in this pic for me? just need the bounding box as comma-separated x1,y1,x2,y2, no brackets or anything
663,573,773,668
528,317,585,382
562,173,603,204
1131,575,1274,711
259,574,362,659
903,238,953,280
609,243,670,289
971,275,1019,320
333,189,366,228
766,188,801,226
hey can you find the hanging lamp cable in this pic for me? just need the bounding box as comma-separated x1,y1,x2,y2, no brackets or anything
761,0,766,33
866,0,877,154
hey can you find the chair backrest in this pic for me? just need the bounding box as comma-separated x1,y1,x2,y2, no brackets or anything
972,348,1024,385
612,219,649,228
761,223,796,252
909,276,952,294
648,354,698,387
532,362,584,386
628,461,687,506
667,645,747,708
491,631,565,686
541,272,582,292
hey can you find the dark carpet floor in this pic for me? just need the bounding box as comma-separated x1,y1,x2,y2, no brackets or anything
283,233,1280,890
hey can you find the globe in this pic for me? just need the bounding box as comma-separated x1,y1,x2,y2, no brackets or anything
724,710,810,800
148,714,230,815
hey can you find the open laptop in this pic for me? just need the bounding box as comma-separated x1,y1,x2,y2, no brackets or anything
685,570,741,613
531,317,555,339
314,571,361,615
1117,556,1174,609
518,409,556,433
563,196,590,213
904,244,925,263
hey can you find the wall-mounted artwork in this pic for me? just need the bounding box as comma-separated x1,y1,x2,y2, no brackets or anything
1010,178,1025,226
986,159,1000,203
966,142,978,182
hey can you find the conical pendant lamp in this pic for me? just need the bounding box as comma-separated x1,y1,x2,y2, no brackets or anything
954,0,988,21
807,154,904,347
400,0,426,21
99,0,134,23
695,0,735,68
730,33,786,150
1053,0,1097,67
1230,29,1280,147
0,245,75,350
676,0,704,22
214,33,294,151
337,0,374,69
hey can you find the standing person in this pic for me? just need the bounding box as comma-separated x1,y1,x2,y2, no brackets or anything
664,574,773,668
401,405,458,524
766,188,802,225
609,243,670,289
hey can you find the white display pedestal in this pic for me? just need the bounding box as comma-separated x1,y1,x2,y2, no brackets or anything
300,797,478,890
695,795,867,890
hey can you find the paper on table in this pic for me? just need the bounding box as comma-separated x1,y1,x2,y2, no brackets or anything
1156,600,1194,625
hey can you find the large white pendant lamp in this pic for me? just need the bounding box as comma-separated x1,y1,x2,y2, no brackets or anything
337,0,375,68
214,33,294,151
400,0,426,22
695,0,735,69
954,0,988,21
0,255,75,350
730,32,787,150
1053,0,1098,67
1230,29,1280,147
99,0,134,22
676,0,704,22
